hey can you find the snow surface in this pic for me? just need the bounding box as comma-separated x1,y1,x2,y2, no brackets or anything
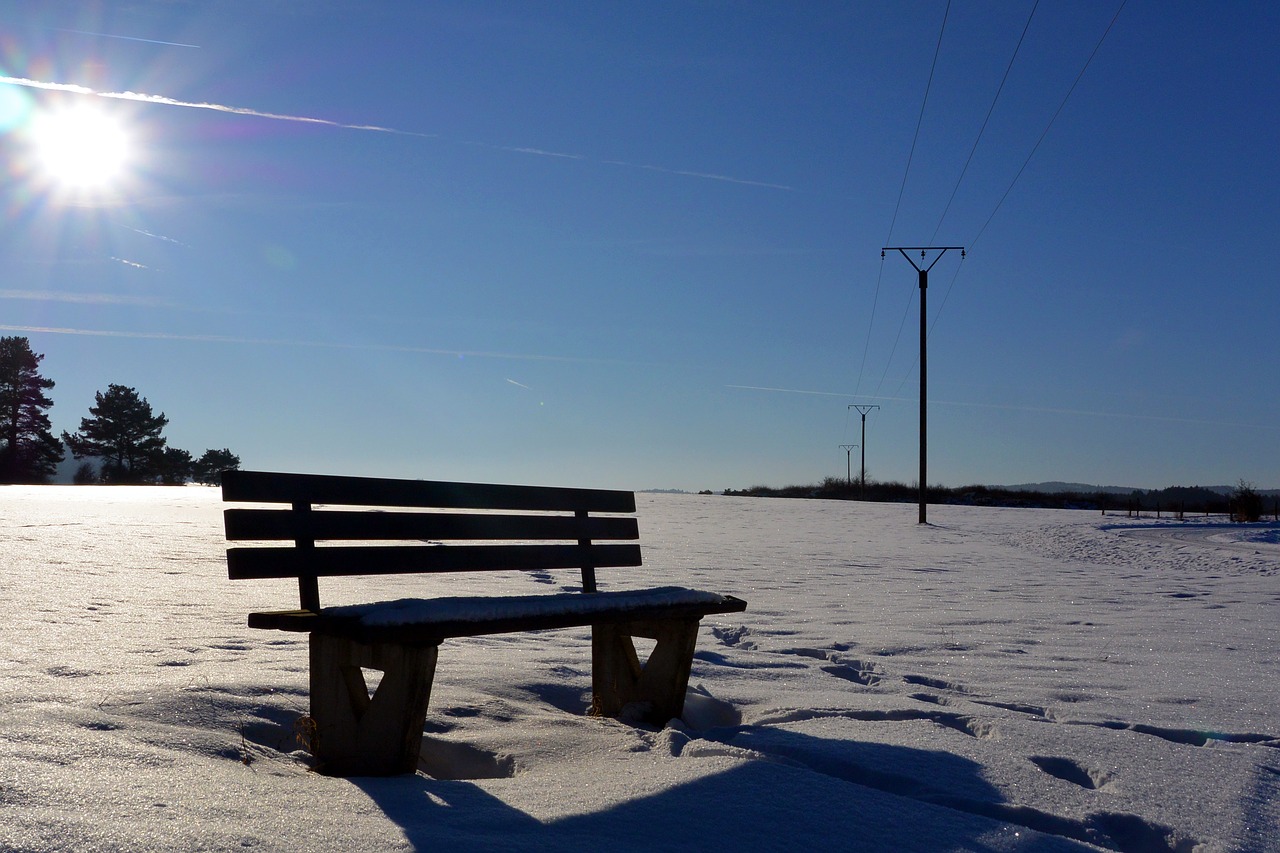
1,486,1277,852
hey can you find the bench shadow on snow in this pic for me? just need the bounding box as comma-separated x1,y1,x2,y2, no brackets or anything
351,728,1114,853
110,683,1189,851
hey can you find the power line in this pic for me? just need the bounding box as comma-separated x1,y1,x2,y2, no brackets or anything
968,0,1128,251
884,0,952,246
874,279,916,398
855,252,885,399
929,0,1041,245
855,0,951,399
893,0,1128,398
866,2,1127,431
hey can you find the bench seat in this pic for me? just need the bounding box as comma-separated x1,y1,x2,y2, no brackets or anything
250,586,746,643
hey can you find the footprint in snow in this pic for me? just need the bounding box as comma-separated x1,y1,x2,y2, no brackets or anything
821,664,882,687
710,624,755,649
902,673,971,694
1029,755,1114,791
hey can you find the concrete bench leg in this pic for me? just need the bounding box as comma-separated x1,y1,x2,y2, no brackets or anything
308,633,439,776
591,617,700,726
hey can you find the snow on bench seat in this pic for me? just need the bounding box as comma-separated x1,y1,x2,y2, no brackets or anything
331,586,734,626
249,586,744,643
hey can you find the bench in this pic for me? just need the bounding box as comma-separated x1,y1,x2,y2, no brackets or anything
222,469,747,776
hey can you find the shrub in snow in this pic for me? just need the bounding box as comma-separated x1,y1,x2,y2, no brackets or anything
1231,480,1263,523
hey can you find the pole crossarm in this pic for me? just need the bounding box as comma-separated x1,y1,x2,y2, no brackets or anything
882,247,965,273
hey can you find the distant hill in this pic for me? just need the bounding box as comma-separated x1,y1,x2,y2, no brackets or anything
1002,482,1138,495
1002,482,1278,497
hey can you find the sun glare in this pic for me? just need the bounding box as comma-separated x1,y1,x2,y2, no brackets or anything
29,104,132,191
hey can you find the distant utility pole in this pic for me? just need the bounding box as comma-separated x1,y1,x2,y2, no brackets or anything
839,445,857,485
882,246,964,524
848,404,880,498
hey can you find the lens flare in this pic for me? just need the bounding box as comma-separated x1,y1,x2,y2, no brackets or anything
0,84,33,133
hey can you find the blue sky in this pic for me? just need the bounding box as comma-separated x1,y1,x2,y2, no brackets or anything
1,1,1276,491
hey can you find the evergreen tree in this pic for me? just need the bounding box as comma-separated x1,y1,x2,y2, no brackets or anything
192,448,241,486
62,384,170,484
156,447,194,485
0,336,64,483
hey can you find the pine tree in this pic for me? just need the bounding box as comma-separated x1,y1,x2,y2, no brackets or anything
0,336,64,484
192,448,241,486
156,447,194,485
62,384,170,484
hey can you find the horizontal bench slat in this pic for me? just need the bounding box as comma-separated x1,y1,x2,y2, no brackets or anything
227,543,643,580
224,508,639,542
221,469,636,513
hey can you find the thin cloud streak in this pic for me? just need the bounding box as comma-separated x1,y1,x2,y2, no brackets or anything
601,160,795,191
462,141,586,160
1,75,792,191
727,383,863,399
53,28,200,49
506,379,532,390
726,384,1276,431
0,323,623,365
117,224,189,247
0,289,169,307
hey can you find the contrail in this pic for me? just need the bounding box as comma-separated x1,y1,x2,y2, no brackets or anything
0,75,792,191
0,75,430,136
506,379,532,390
53,28,200,49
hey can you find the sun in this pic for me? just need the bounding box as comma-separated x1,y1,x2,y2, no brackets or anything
28,103,132,191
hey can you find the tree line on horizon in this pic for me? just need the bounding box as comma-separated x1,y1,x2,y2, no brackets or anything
0,336,239,486
722,477,1275,522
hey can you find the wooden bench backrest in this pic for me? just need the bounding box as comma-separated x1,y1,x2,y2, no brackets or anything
222,470,641,611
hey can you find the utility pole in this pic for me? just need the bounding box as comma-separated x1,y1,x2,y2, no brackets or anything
838,445,857,485
882,246,964,524
848,404,879,498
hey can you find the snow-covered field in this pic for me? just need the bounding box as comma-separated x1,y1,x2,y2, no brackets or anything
1,486,1277,852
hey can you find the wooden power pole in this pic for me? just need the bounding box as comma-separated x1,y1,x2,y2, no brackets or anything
882,246,964,524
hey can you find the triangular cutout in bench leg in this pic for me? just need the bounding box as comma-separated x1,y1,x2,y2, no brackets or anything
309,633,440,775
591,617,700,725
